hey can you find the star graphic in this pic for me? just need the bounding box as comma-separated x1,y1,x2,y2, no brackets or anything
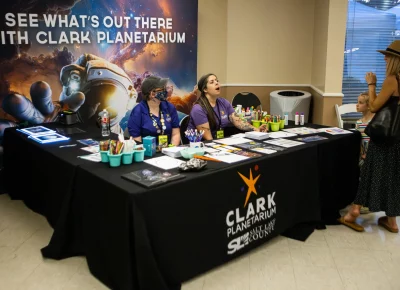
238,169,261,208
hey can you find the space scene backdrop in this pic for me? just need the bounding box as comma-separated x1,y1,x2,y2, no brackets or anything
0,0,198,137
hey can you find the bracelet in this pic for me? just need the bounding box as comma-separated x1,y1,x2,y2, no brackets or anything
368,83,376,86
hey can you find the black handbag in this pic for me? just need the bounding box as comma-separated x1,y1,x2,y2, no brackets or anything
365,96,400,143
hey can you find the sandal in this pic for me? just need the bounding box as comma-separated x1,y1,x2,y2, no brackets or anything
337,216,364,232
378,217,399,233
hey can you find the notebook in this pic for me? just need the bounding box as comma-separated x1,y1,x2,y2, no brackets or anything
244,131,270,140
28,133,70,144
121,169,185,188
18,126,55,136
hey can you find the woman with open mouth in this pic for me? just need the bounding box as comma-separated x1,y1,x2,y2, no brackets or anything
187,73,267,140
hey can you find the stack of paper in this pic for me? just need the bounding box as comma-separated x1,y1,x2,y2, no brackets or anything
317,127,353,135
78,153,101,162
161,146,186,158
268,131,297,139
245,131,270,140
235,141,265,150
283,127,319,135
144,156,185,170
229,133,246,138
213,137,252,145
81,146,100,153
18,126,70,144
251,148,277,154
204,152,249,163
264,138,304,148
77,139,99,146
18,126,55,136
295,135,328,142
207,144,242,153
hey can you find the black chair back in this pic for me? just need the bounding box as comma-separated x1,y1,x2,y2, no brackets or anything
231,92,262,111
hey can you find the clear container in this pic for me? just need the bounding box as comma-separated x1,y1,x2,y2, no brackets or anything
101,109,110,137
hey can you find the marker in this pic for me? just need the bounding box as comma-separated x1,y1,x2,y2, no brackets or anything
59,144,77,148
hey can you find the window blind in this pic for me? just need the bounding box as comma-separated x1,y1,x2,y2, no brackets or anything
342,0,399,104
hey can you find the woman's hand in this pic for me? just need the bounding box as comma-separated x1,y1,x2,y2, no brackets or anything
253,124,268,132
365,72,377,84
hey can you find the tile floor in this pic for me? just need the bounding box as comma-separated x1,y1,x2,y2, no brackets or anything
0,193,399,290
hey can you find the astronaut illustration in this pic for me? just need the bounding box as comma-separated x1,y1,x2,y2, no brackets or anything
0,54,138,140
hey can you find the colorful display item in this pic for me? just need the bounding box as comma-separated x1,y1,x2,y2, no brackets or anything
143,136,156,157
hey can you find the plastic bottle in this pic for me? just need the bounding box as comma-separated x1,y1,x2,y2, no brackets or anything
294,112,299,125
300,112,305,125
101,109,111,137
284,112,289,126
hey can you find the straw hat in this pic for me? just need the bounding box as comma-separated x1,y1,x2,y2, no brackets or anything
377,40,400,57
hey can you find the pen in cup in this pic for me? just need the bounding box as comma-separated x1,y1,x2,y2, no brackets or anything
59,144,77,148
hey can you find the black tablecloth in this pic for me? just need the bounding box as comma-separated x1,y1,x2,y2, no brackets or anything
72,143,320,290
3,123,109,257
3,123,360,290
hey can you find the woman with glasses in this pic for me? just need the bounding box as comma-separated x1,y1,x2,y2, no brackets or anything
128,76,181,146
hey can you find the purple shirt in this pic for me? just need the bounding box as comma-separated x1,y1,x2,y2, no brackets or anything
188,98,235,138
128,100,179,144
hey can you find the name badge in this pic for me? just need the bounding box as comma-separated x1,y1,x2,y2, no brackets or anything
158,135,168,147
216,129,224,139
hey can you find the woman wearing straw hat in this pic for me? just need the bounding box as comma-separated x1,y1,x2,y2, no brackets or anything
338,40,400,233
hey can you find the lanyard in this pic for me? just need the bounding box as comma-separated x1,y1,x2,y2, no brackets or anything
212,100,222,130
145,102,165,135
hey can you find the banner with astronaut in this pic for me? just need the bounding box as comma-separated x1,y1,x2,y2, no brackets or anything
0,0,198,138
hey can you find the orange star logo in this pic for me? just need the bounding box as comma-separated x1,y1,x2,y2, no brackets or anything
238,169,261,208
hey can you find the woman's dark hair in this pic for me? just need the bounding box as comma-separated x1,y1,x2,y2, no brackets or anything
196,73,218,130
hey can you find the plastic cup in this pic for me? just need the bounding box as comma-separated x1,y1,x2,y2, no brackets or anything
100,151,109,163
181,147,205,159
134,148,146,162
279,120,285,130
122,152,134,165
107,152,122,167
190,142,205,148
252,120,261,128
270,122,280,132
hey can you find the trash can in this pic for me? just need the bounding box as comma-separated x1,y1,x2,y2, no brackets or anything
270,90,312,122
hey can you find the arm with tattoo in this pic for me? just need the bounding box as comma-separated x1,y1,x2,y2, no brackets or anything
229,112,255,131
